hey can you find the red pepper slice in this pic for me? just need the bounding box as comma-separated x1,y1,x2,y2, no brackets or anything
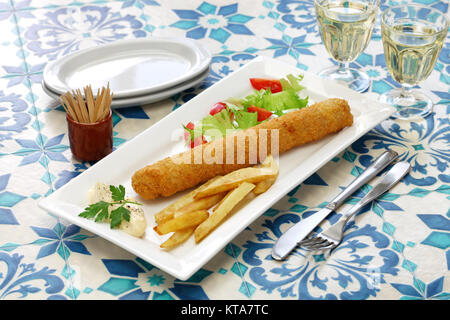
250,78,282,93
247,105,273,122
209,102,227,115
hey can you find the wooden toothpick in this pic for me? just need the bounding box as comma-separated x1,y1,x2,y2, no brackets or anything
60,84,113,123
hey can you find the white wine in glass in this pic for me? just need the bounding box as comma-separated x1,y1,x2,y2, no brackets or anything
315,0,379,92
380,5,448,120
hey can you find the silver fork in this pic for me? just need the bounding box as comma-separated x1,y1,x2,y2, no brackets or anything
300,161,411,251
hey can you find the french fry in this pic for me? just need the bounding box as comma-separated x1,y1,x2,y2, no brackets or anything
253,155,279,195
212,192,228,212
253,177,277,195
194,182,255,243
154,210,209,235
260,154,276,169
154,156,279,249
194,167,276,199
158,193,225,249
173,192,226,218
160,227,195,249
154,176,222,224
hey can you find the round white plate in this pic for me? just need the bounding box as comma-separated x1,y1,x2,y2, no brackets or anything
43,38,211,99
43,68,210,108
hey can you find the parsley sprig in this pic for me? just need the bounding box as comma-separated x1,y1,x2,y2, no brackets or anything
79,185,142,229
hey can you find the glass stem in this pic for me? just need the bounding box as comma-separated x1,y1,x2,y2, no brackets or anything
400,85,412,99
337,62,349,74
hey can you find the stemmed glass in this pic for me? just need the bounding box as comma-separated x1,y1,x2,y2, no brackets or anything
379,5,448,120
314,0,380,93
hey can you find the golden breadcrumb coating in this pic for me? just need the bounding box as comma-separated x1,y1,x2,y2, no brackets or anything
132,98,353,199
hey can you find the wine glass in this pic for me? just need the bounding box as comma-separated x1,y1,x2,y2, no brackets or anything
379,5,448,120
314,0,379,93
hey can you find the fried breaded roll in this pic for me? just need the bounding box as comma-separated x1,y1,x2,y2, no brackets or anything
132,98,353,199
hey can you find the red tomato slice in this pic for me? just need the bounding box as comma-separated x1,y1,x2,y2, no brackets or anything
250,78,282,93
247,105,273,122
184,122,195,141
209,102,227,115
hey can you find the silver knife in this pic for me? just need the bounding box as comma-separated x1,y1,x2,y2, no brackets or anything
271,149,398,260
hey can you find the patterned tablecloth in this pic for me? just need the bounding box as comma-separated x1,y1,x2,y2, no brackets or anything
0,0,448,300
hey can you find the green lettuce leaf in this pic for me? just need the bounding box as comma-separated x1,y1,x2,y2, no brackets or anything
233,109,258,129
242,89,308,112
190,73,308,142
280,74,305,92
201,108,236,137
241,73,308,112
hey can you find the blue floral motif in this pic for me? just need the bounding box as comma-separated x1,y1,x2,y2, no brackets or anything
13,133,69,168
0,0,34,21
352,109,450,187
391,276,449,300
97,258,213,300
171,2,254,43
265,34,316,60
97,258,171,300
343,183,403,217
242,212,399,299
120,0,159,9
54,163,91,190
0,91,30,147
24,5,146,60
276,0,317,33
2,63,44,88
30,223,92,260
0,251,66,299
0,174,26,225
417,213,450,267
342,52,398,95
203,51,256,87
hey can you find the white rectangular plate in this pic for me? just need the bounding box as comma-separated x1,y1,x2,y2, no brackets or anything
39,56,395,280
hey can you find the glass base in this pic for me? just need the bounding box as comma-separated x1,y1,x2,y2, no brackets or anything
379,88,433,120
319,65,370,93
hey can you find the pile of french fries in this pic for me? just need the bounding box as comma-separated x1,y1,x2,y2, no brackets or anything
153,155,279,249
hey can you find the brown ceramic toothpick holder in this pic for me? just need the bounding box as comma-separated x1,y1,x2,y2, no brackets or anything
67,110,113,162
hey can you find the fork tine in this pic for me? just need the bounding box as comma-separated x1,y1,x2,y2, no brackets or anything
298,237,318,246
321,243,337,250
303,239,332,250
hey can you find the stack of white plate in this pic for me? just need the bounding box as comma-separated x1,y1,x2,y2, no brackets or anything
42,38,212,108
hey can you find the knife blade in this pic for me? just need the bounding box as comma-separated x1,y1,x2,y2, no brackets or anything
271,150,398,260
